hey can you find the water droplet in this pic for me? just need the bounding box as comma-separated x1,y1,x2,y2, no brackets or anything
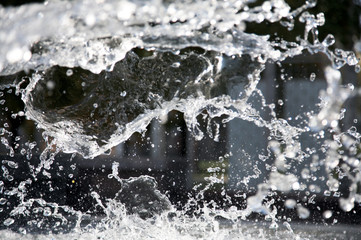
306,0,317,7
85,14,96,26
327,178,339,191
19,227,27,234
301,168,310,179
46,81,55,90
339,197,354,212
43,207,52,216
309,72,316,81
3,218,14,226
66,69,73,76
3,160,18,169
285,199,296,209
93,103,98,108
323,210,332,219
347,52,358,65
355,65,360,73
0,198,7,205
6,48,24,63
297,205,310,219
171,62,180,68
322,34,335,47
292,182,300,191
330,120,338,128
120,91,127,97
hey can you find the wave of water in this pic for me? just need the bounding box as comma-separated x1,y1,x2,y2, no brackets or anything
0,0,360,239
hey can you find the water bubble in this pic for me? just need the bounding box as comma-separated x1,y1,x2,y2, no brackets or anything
93,103,98,108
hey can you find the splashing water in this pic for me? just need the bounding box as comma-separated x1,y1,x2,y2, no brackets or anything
0,0,360,239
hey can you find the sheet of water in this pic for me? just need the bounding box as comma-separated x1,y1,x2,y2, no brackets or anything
0,0,360,239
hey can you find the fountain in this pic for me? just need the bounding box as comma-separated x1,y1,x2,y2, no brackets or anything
0,0,360,239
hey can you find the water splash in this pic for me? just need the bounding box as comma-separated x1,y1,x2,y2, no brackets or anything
0,0,360,239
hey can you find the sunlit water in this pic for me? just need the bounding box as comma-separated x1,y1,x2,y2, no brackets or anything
0,0,360,239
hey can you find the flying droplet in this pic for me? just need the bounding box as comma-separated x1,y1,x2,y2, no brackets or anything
66,69,73,76
3,218,14,226
339,197,354,212
46,81,55,90
0,198,7,205
284,199,296,209
354,64,360,73
297,205,310,219
310,72,316,81
322,34,335,47
323,210,332,219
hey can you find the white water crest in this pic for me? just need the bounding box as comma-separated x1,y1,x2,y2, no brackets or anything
0,0,361,239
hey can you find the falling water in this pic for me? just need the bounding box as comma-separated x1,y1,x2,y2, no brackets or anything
0,0,360,239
